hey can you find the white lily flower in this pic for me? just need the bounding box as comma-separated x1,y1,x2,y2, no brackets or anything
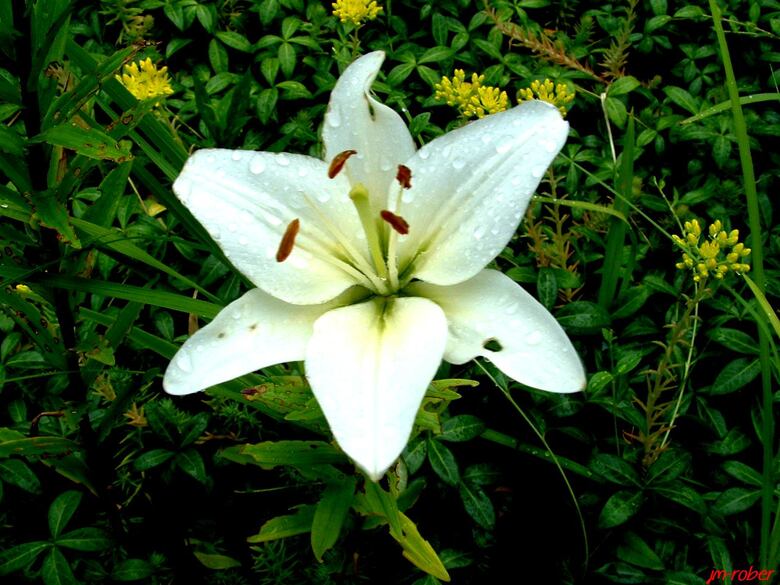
164,51,585,480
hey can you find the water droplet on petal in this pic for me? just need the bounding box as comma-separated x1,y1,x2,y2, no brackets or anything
481,134,493,145
298,167,308,178
418,148,430,160
531,167,544,178
473,225,486,240
250,157,266,175
277,154,290,167
211,230,221,240
495,136,514,154
317,192,331,203
176,353,192,372
380,158,393,171
452,158,466,170
228,223,238,233
328,107,342,128
239,236,249,246
527,330,543,346
232,151,243,161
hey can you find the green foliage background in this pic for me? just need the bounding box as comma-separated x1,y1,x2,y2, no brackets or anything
0,0,779,583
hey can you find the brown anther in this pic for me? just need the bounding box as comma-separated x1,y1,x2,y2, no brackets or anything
276,218,300,262
396,164,412,189
328,149,357,178
380,210,410,235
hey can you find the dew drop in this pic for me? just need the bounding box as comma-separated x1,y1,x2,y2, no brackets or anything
177,353,193,372
250,157,266,175
211,230,221,241
298,167,308,178
473,225,487,240
452,158,466,170
481,134,493,145
495,137,514,154
543,139,557,153
327,107,342,128
239,236,249,246
317,192,331,203
380,158,393,171
232,310,243,320
418,148,430,160
232,151,243,161
228,223,238,233
527,330,543,346
277,154,290,167
531,167,544,178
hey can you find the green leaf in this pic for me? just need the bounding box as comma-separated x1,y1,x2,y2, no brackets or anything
439,415,485,442
41,548,77,585
0,429,78,458
216,31,253,52
616,531,664,570
311,477,356,561
363,481,402,535
402,436,427,474
112,559,154,581
247,505,315,543
427,438,459,486
193,552,241,570
458,481,495,529
612,286,651,319
536,267,557,310
713,487,761,515
587,371,613,394
604,96,627,128
590,454,641,486
134,449,175,471
710,358,760,394
664,86,699,114
645,450,690,485
556,301,611,335
175,449,208,484
56,527,111,551
654,482,706,514
221,440,346,470
0,459,41,494
608,76,641,96
707,328,759,355
30,190,80,248
0,541,50,575
722,460,762,487
32,122,132,162
48,490,82,538
388,512,450,582
598,490,644,528
418,46,456,64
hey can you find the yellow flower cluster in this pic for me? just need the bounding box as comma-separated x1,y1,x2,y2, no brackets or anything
517,79,574,116
434,70,508,119
673,219,751,282
116,58,174,102
332,0,383,25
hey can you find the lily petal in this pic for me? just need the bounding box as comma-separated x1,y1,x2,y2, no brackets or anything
305,297,447,480
164,288,354,395
174,149,371,305
394,101,568,286
407,270,585,393
323,51,416,213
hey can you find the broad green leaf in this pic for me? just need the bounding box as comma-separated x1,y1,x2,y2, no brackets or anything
616,532,664,570
363,480,402,535
438,415,485,443
710,358,760,394
664,86,699,114
587,371,613,394
389,512,450,582
311,477,356,561
654,482,706,514
41,547,77,585
722,460,762,487
589,454,641,486
598,490,644,528
56,527,111,551
133,449,175,471
193,552,241,569
32,122,132,162
536,267,557,310
48,490,82,538
645,450,690,485
112,559,154,581
427,439,459,486
221,441,345,470
713,487,761,515
402,437,427,474
0,429,78,458
707,328,759,355
247,505,315,543
216,31,252,52
458,481,495,529
604,96,627,128
0,541,50,575
608,76,641,96
556,301,611,335
30,190,80,248
0,459,41,494
175,449,208,484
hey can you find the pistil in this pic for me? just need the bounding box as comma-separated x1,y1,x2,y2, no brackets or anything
349,182,390,288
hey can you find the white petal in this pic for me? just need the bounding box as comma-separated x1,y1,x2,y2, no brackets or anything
395,101,568,285
174,149,371,305
163,288,356,395
322,51,416,213
305,297,447,480
407,270,585,393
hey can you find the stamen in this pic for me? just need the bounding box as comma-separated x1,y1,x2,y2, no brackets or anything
396,164,412,189
380,210,409,235
275,218,300,262
328,149,357,178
